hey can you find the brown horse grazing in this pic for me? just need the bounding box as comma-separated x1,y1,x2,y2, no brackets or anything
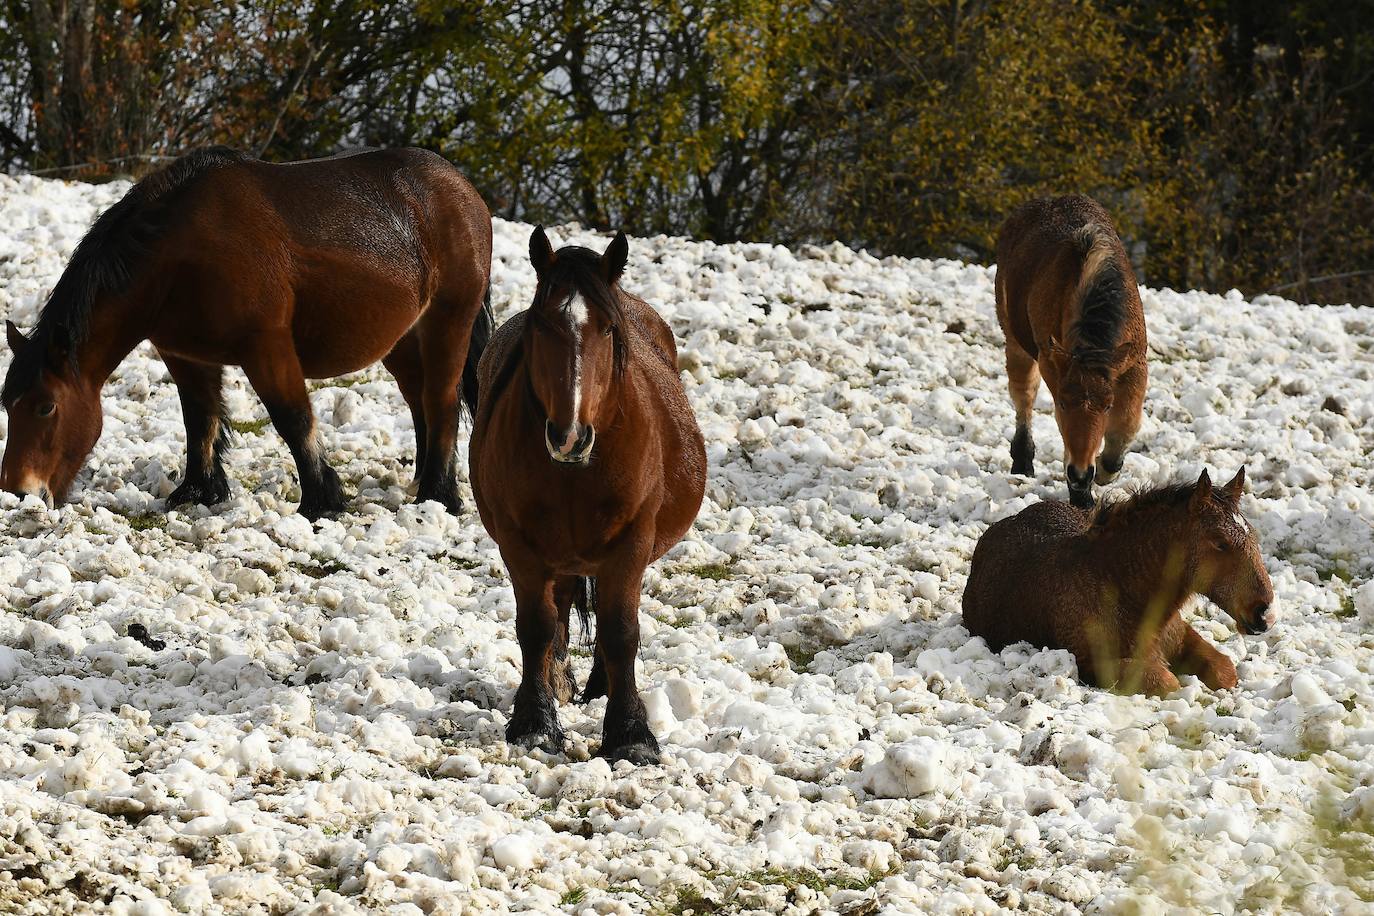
962,468,1275,695
2,147,492,519
470,228,706,764
995,194,1148,508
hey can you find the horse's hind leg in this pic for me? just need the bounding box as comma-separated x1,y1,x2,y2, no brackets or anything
413,297,480,514
1006,341,1041,476
1098,362,1146,484
550,576,582,704
240,333,347,520
161,353,230,508
383,332,428,491
506,564,566,752
594,555,659,765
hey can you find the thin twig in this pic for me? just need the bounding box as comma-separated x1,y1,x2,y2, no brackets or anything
27,153,174,176
258,44,320,159
1267,270,1374,295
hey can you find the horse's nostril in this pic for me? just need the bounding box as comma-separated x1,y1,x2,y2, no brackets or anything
1067,464,1096,487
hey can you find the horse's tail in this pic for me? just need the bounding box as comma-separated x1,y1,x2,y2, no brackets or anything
573,576,595,642
460,282,495,421
1069,223,1128,361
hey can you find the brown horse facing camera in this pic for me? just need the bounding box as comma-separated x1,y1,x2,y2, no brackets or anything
996,195,1148,509
2,147,493,519
470,228,706,764
962,468,1275,696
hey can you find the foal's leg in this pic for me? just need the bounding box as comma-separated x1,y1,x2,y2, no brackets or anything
1098,362,1146,484
161,353,230,508
1169,623,1238,690
506,566,565,752
240,334,346,520
1006,341,1041,476
413,294,481,514
382,332,428,490
594,557,659,765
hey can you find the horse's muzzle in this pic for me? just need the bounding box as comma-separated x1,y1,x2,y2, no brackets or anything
1241,604,1274,635
545,420,595,465
1,471,54,507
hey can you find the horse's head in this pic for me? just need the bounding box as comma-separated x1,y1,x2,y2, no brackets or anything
525,228,628,466
1045,338,1119,503
1,320,102,505
1189,467,1275,635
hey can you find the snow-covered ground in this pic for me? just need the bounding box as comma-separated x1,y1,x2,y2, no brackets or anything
1,172,1372,915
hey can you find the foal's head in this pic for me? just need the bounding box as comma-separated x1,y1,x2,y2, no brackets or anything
525,228,629,465
1185,467,1275,635
2,321,103,505
1044,339,1122,500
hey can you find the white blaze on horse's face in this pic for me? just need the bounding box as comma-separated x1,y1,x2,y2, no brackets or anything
565,295,589,450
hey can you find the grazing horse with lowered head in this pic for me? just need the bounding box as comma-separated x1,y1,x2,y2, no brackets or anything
996,194,1148,508
470,227,706,764
2,146,492,518
963,468,1275,695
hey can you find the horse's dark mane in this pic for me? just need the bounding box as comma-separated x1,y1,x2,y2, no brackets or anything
1069,227,1128,369
1089,481,1195,530
3,147,248,402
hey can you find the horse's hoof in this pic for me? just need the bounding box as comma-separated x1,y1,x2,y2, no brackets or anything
415,483,462,515
1010,459,1035,477
598,739,661,766
167,475,230,508
298,497,347,521
506,724,566,755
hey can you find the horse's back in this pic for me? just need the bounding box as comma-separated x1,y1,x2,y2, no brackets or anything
995,195,1130,352
963,500,1088,650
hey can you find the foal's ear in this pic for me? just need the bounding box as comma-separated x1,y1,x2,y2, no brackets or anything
1222,466,1246,502
602,231,628,285
1190,469,1214,514
529,226,556,275
5,320,27,353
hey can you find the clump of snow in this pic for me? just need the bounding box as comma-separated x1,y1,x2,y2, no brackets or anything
2,172,1373,912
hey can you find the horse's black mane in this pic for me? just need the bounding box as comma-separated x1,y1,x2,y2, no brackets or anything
1089,480,1211,530
3,147,247,402
1069,228,1128,368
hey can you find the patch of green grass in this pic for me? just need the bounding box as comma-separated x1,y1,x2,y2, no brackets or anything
1338,595,1358,618
785,644,819,673
561,887,587,907
124,512,166,532
686,563,734,581
292,556,348,579
230,417,271,436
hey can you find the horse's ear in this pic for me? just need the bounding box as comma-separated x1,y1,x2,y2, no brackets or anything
5,320,27,353
1190,469,1213,514
529,226,556,276
1222,466,1246,503
603,231,628,285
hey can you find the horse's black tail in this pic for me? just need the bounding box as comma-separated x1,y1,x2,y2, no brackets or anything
573,576,595,643
1070,223,1128,363
460,283,495,422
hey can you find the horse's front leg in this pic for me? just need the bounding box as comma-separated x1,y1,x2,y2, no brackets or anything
506,563,566,753
161,353,230,508
1098,362,1146,484
1170,623,1238,690
240,333,346,519
593,551,659,765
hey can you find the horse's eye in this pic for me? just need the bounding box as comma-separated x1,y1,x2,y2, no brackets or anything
36,402,55,418
601,325,614,337
1213,539,1231,552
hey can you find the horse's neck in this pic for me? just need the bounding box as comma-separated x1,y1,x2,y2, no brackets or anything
72,293,150,389
1088,507,1197,633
